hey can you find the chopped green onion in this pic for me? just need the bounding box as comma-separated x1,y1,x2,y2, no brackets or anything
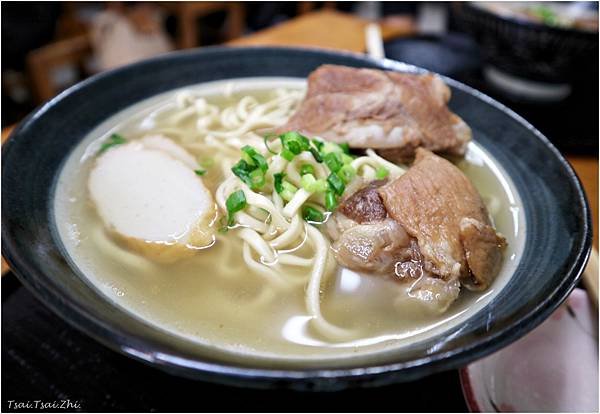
231,159,254,187
225,190,247,226
300,174,328,193
341,153,354,165
337,164,356,183
194,169,207,176
241,145,268,173
339,143,350,154
312,179,328,193
309,146,323,163
280,181,298,202
282,181,297,193
263,134,278,155
288,140,302,154
241,151,254,166
301,173,316,190
249,169,265,190
327,172,345,196
281,148,295,161
324,152,343,173
302,205,325,223
98,133,126,154
322,142,342,155
325,191,338,211
280,131,310,155
273,172,286,194
312,139,324,151
375,166,390,179
300,163,315,176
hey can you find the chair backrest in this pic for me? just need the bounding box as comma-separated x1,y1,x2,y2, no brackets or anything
26,34,92,104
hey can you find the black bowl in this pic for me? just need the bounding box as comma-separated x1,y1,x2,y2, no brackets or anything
454,2,598,101
1,47,592,390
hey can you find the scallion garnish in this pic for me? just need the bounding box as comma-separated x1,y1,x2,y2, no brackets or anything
311,139,324,151
337,164,356,183
249,169,266,190
273,172,286,194
300,163,315,176
231,159,254,188
301,174,316,190
194,169,207,176
228,133,359,219
225,190,247,226
324,152,343,173
241,145,268,173
280,131,310,155
309,146,323,163
302,205,325,223
280,148,295,161
280,181,298,202
327,172,345,196
325,191,337,211
321,141,341,155
339,143,351,154
241,151,254,166
98,133,127,154
263,134,278,155
340,153,354,165
300,174,328,193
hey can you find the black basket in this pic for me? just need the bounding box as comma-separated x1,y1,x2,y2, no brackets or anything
454,2,598,84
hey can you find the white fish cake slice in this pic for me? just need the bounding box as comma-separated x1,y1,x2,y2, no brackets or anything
88,138,215,263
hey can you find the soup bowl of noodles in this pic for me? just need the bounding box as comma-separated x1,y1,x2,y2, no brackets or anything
1,47,591,390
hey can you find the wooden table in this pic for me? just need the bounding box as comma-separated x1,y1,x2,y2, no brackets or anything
228,10,415,52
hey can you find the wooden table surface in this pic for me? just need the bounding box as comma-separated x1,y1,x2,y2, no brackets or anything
228,10,415,52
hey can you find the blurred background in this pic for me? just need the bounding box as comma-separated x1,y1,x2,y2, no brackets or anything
2,1,598,155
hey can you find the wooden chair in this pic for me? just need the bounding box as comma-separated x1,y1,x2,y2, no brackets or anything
26,34,92,104
160,2,245,49
297,2,336,15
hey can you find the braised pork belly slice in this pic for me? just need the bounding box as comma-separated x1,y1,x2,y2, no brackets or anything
328,212,461,313
378,148,506,290
332,218,413,274
327,177,459,312
278,65,471,162
328,149,506,311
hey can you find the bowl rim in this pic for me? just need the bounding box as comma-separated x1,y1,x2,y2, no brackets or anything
1,46,592,388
